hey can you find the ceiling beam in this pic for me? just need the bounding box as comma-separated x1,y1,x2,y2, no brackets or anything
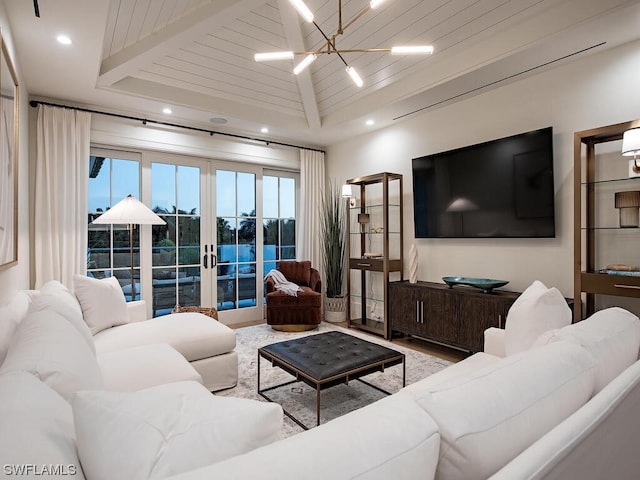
97,0,268,87
277,0,321,129
104,77,309,130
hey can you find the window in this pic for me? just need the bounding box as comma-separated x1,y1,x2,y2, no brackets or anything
263,174,296,276
87,153,140,301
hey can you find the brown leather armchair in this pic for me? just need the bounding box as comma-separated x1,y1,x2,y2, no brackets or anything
265,260,322,332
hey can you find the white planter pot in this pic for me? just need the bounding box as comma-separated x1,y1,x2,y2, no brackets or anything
324,296,347,323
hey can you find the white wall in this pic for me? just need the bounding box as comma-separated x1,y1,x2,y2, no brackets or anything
326,39,640,297
0,2,30,304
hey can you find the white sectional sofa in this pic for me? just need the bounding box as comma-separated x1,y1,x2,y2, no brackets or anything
75,275,238,391
2,280,640,479
91,302,238,391
0,281,281,479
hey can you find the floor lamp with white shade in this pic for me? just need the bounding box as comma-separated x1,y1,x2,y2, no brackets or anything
91,194,166,301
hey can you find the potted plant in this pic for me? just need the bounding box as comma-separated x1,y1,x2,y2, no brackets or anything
320,182,347,322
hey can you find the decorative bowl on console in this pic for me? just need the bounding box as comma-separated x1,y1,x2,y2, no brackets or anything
442,276,509,293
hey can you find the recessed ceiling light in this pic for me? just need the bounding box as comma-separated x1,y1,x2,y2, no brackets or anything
56,34,72,45
261,127,269,134
366,119,375,126
210,117,227,124
162,107,172,114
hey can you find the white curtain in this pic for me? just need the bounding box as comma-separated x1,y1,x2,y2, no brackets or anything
34,105,91,289
298,149,325,272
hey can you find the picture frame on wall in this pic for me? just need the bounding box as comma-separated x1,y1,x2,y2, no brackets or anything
0,31,19,270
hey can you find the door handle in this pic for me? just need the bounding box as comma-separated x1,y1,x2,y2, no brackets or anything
211,254,217,267
614,284,640,290
203,254,208,269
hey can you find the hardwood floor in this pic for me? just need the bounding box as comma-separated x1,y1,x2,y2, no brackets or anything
229,319,468,363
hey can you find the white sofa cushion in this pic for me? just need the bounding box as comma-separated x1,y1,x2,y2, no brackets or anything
30,280,95,353
534,307,640,393
0,311,103,401
490,359,640,480
504,280,571,356
93,312,236,361
401,352,501,397
73,274,129,335
164,393,441,480
0,371,85,479
415,341,596,480
97,344,203,391
0,291,31,365
72,381,282,480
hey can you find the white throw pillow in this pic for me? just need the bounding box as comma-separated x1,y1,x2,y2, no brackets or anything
0,291,31,365
504,280,571,356
415,341,596,480
30,280,96,354
73,275,129,335
0,311,103,401
72,381,283,480
0,371,85,479
534,307,640,393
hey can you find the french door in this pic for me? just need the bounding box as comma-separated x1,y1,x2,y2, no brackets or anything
209,165,261,324
147,155,262,324
88,148,296,326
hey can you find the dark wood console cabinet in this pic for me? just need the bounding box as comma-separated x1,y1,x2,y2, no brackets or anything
389,281,520,352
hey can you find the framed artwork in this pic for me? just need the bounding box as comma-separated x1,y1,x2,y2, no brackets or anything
0,31,18,270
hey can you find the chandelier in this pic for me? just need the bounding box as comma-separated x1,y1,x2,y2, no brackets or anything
254,0,434,87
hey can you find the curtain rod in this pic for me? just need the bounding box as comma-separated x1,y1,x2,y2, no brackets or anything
29,99,325,154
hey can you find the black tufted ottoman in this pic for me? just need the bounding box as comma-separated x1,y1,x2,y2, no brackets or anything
258,331,405,429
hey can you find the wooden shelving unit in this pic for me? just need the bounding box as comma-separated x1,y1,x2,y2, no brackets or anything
346,172,403,339
574,119,640,321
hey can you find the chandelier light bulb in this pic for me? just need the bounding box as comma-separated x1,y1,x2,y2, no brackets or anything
346,66,364,88
391,45,434,55
369,0,386,9
293,54,317,75
254,51,295,62
289,0,314,22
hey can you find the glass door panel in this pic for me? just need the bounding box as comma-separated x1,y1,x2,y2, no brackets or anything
216,170,257,311
151,163,202,317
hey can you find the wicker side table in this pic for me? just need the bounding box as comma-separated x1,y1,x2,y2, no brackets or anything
171,305,219,321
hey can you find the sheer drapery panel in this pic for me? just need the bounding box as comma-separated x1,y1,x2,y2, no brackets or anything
298,149,324,276
34,105,91,288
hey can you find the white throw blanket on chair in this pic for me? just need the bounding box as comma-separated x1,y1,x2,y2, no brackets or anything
265,269,302,297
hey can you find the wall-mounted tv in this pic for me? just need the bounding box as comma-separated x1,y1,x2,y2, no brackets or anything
412,127,555,238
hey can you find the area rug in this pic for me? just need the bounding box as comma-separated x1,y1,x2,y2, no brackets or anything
216,322,453,438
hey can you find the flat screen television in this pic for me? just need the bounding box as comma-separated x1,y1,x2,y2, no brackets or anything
412,127,555,238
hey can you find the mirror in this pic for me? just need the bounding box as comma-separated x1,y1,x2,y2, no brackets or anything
0,33,18,270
